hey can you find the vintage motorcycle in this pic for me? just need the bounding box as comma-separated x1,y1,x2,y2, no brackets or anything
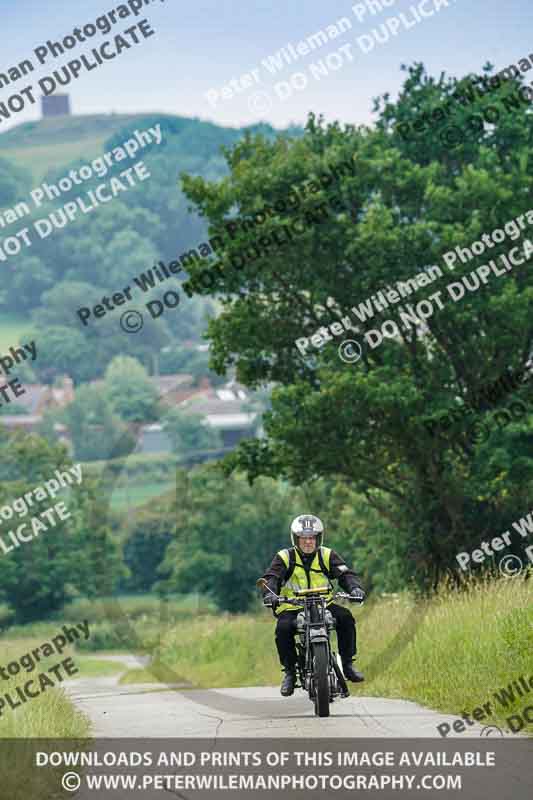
257,579,363,717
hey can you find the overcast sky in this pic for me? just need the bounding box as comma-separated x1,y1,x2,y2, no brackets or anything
1,0,531,133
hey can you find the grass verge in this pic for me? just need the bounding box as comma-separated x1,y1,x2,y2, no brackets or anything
0,637,90,740
119,577,533,734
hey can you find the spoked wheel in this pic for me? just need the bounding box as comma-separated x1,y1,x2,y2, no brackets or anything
332,652,349,698
312,642,330,717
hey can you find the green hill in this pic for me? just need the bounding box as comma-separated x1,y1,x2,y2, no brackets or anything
0,114,149,181
0,112,296,182
0,112,300,381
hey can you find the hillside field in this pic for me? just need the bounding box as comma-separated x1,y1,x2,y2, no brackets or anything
0,114,151,181
0,312,32,353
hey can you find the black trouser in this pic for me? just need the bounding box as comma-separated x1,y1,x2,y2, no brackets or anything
275,603,357,670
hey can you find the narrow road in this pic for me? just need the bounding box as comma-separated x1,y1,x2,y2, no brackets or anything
66,655,496,738
62,659,531,800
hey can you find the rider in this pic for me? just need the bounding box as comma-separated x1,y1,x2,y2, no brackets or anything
260,514,365,697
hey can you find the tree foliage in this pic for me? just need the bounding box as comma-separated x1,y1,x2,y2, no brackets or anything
160,468,299,612
58,383,136,461
0,432,123,622
104,356,161,422
0,115,247,381
181,64,533,589
122,505,175,593
163,408,222,455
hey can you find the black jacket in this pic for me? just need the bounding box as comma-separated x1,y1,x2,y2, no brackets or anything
260,547,364,598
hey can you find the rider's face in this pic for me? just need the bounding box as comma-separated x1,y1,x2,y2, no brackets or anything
298,535,317,553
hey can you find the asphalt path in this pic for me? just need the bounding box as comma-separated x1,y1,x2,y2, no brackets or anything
61,658,533,800
66,655,495,739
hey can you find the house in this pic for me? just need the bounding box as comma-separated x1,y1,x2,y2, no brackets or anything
0,376,74,435
175,380,262,446
0,369,266,462
137,380,263,455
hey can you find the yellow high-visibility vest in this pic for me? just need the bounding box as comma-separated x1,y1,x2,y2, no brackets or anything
275,546,333,615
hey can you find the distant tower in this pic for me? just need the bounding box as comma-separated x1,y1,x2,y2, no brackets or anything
41,94,71,118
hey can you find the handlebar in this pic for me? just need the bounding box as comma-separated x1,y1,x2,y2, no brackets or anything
263,590,364,606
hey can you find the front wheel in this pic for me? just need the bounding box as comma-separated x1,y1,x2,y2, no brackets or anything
312,642,330,717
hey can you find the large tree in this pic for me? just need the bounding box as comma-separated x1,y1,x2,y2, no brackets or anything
160,467,301,612
180,64,533,588
59,383,136,461
163,408,222,456
104,356,161,422
0,432,123,622
31,282,172,383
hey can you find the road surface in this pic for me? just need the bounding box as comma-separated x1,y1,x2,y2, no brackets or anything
66,655,498,738
58,659,532,800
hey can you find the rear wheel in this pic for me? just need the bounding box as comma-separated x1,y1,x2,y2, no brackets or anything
312,642,330,717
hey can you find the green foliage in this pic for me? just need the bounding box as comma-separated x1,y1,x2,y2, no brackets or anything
122,507,175,593
0,635,90,744
0,113,280,381
160,345,210,377
109,481,175,512
6,256,54,311
0,313,32,352
163,407,222,454
104,356,161,422
58,592,216,626
499,606,533,659
27,325,96,385
0,156,31,207
161,467,299,612
81,452,177,483
0,432,123,622
59,383,136,461
182,64,533,590
300,479,404,594
120,578,532,739
74,620,143,652
31,276,172,384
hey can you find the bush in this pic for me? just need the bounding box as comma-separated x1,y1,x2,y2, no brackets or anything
74,620,149,652
57,593,216,626
122,518,174,593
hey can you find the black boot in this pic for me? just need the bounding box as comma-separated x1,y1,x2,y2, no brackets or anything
280,667,296,696
343,661,364,683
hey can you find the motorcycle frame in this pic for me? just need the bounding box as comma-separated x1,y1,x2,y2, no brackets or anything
293,592,345,701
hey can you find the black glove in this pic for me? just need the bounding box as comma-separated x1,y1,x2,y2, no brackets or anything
263,594,278,611
350,588,365,603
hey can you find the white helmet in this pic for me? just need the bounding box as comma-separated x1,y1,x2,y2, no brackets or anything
290,514,324,549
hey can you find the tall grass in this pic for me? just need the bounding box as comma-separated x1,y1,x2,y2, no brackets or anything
0,638,90,740
0,635,95,800
120,577,532,733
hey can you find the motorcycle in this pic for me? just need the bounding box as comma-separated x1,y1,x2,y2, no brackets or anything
257,579,363,718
